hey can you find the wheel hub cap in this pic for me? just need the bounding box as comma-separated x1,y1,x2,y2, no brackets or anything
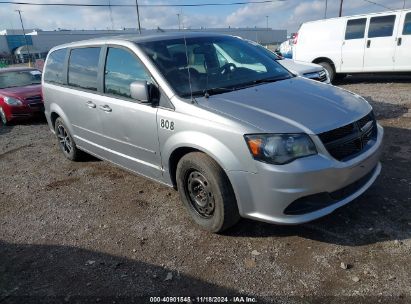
187,171,215,218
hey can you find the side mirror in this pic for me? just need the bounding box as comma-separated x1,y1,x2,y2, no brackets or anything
130,80,150,103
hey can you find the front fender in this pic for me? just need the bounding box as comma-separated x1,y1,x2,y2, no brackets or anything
161,130,256,185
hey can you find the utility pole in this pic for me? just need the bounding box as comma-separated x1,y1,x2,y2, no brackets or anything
266,16,269,30
15,9,32,66
324,0,328,19
177,13,181,30
135,0,141,34
339,0,344,17
108,0,114,30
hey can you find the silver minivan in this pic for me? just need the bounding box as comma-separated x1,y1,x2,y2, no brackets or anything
43,33,383,232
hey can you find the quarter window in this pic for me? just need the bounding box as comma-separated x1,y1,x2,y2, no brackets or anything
345,18,367,40
44,48,67,84
104,47,150,98
403,12,411,35
368,15,396,38
68,47,101,91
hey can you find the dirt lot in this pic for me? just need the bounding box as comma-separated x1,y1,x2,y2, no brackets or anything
1,75,411,303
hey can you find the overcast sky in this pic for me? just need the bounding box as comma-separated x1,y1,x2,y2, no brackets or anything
0,0,409,34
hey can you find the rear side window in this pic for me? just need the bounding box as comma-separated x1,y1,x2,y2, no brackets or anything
44,49,67,84
104,47,150,98
345,18,367,40
368,15,396,38
403,12,411,35
68,47,101,91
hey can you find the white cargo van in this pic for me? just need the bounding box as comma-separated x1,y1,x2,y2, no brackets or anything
293,9,411,82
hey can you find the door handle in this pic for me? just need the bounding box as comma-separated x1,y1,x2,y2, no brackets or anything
397,37,402,46
99,105,112,112
366,40,371,48
86,101,96,108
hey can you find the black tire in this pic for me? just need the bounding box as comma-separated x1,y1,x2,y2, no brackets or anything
334,73,347,82
54,117,83,161
176,152,240,233
318,61,335,83
0,107,8,125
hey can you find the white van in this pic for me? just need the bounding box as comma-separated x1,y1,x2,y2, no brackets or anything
293,9,411,82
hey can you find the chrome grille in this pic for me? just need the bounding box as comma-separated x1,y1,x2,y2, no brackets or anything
318,70,327,82
318,111,377,161
303,70,328,82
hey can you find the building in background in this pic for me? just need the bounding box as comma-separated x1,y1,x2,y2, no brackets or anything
0,28,286,64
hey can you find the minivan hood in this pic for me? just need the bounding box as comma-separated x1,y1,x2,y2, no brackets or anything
278,59,322,76
195,77,372,134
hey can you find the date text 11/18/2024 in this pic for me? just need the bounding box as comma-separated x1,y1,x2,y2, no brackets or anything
149,296,258,303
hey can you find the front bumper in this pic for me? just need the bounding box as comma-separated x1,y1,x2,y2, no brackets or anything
9,103,44,120
228,124,383,225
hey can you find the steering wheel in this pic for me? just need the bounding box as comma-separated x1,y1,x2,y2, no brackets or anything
218,63,237,75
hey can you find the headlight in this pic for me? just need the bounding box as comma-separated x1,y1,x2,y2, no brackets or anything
303,72,321,79
244,133,317,165
4,96,22,106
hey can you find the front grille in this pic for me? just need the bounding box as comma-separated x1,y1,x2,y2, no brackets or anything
318,70,327,82
304,70,328,82
28,102,44,110
25,95,42,103
319,111,377,161
11,113,31,118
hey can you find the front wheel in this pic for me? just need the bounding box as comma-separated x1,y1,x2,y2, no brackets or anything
176,152,240,233
0,107,8,125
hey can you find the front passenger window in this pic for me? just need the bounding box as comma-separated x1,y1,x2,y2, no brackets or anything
345,18,366,40
104,47,151,99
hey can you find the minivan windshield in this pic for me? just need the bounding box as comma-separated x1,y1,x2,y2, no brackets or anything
138,36,292,98
0,70,42,89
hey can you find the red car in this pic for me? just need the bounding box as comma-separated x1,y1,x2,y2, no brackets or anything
0,67,43,125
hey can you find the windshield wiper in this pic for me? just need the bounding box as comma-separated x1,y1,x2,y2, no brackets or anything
204,87,235,98
184,77,291,99
227,76,290,91
251,76,290,85
204,78,289,97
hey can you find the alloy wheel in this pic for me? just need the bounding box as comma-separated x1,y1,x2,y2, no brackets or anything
57,124,72,154
0,107,7,125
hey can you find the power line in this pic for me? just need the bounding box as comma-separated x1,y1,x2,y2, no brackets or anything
0,1,284,7
362,0,394,10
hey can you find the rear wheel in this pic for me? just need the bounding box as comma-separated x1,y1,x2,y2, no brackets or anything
176,152,240,233
0,107,8,125
318,61,335,83
54,117,83,161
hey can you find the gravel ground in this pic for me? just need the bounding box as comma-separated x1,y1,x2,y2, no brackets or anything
1,75,411,303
